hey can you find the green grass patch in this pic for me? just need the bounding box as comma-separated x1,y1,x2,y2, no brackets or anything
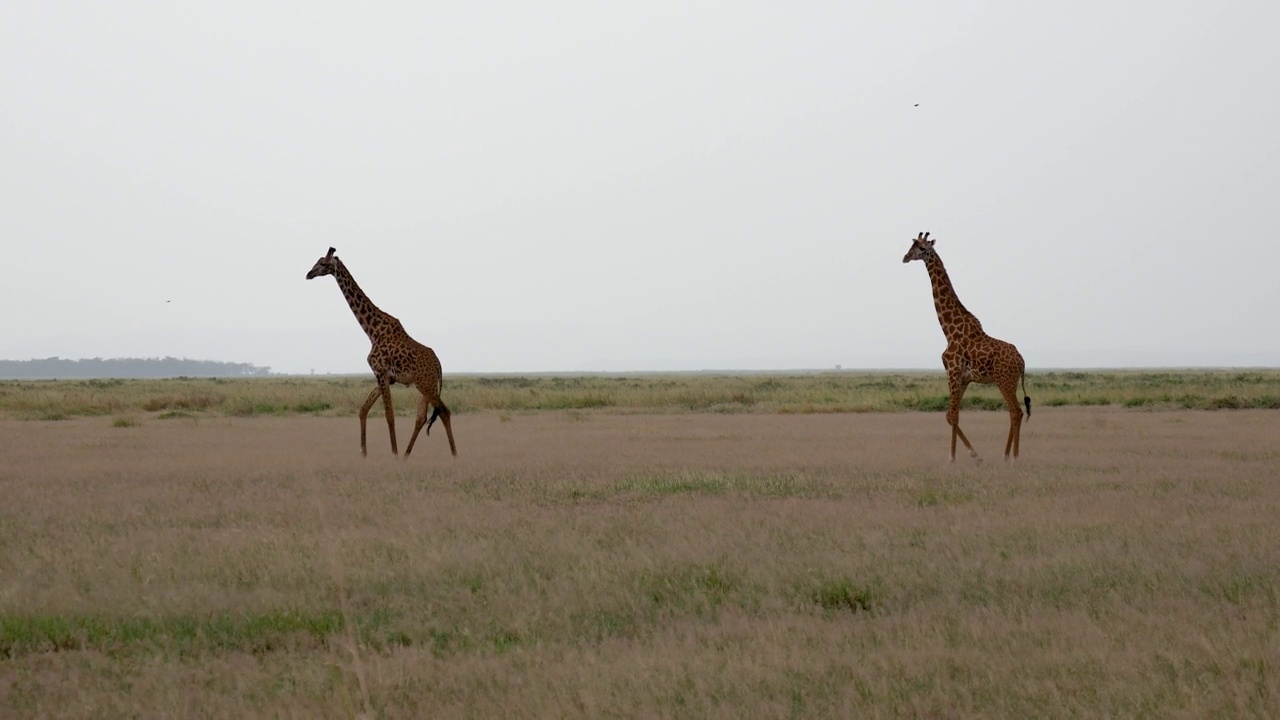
638,562,744,617
897,395,1019,412
915,487,975,507
808,577,879,614
0,610,345,658
617,471,730,497
570,608,642,643
900,395,949,412
293,401,332,414
228,398,282,416
1202,573,1278,606
1209,395,1244,410
612,470,839,500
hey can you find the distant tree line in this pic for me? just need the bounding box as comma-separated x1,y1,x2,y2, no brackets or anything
0,357,272,379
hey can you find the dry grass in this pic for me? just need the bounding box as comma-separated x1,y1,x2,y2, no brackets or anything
1,408,1278,717
2,370,1279,420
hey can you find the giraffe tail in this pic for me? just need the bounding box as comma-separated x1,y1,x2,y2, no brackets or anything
1021,372,1032,421
427,402,447,434
427,401,458,457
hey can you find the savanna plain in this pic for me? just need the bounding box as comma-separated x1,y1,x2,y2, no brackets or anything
1,372,1279,718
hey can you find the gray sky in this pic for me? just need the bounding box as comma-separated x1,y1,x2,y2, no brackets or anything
3,2,1278,374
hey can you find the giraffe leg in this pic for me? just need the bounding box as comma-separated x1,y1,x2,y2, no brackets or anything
358,387,381,458
952,423,978,463
1013,413,1022,458
404,393,429,457
433,401,457,457
998,381,1024,461
380,381,397,455
946,378,979,463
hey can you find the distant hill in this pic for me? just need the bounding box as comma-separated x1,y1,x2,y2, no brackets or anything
0,357,272,379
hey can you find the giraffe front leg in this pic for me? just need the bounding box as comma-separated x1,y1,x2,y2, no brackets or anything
380,381,397,455
951,422,979,463
358,387,381,458
946,380,980,463
950,423,958,462
404,393,429,457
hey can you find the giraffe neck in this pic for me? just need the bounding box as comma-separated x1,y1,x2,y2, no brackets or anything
923,253,984,343
332,259,395,340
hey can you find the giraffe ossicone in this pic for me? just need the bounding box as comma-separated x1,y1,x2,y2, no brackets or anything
306,247,457,458
903,231,1031,462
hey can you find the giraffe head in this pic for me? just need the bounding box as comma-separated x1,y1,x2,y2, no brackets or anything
901,231,936,264
306,247,338,280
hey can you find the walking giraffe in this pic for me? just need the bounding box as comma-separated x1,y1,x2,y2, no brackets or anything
902,232,1030,462
306,247,457,458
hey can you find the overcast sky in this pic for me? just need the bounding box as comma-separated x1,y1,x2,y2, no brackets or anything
3,2,1278,374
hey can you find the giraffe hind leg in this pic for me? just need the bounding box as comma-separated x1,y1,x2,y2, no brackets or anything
404,395,458,458
999,382,1025,461
433,401,457,457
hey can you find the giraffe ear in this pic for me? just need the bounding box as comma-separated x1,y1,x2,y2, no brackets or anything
327,247,336,258
929,239,936,247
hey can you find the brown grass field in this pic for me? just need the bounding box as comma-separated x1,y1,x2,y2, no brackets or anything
2,400,1279,717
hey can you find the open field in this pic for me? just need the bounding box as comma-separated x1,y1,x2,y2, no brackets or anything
2,369,1280,421
2,405,1278,717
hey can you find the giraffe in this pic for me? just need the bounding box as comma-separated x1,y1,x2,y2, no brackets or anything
306,247,457,458
902,232,1031,462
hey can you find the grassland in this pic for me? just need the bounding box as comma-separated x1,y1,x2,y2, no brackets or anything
1,398,1278,717
1,369,1279,421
